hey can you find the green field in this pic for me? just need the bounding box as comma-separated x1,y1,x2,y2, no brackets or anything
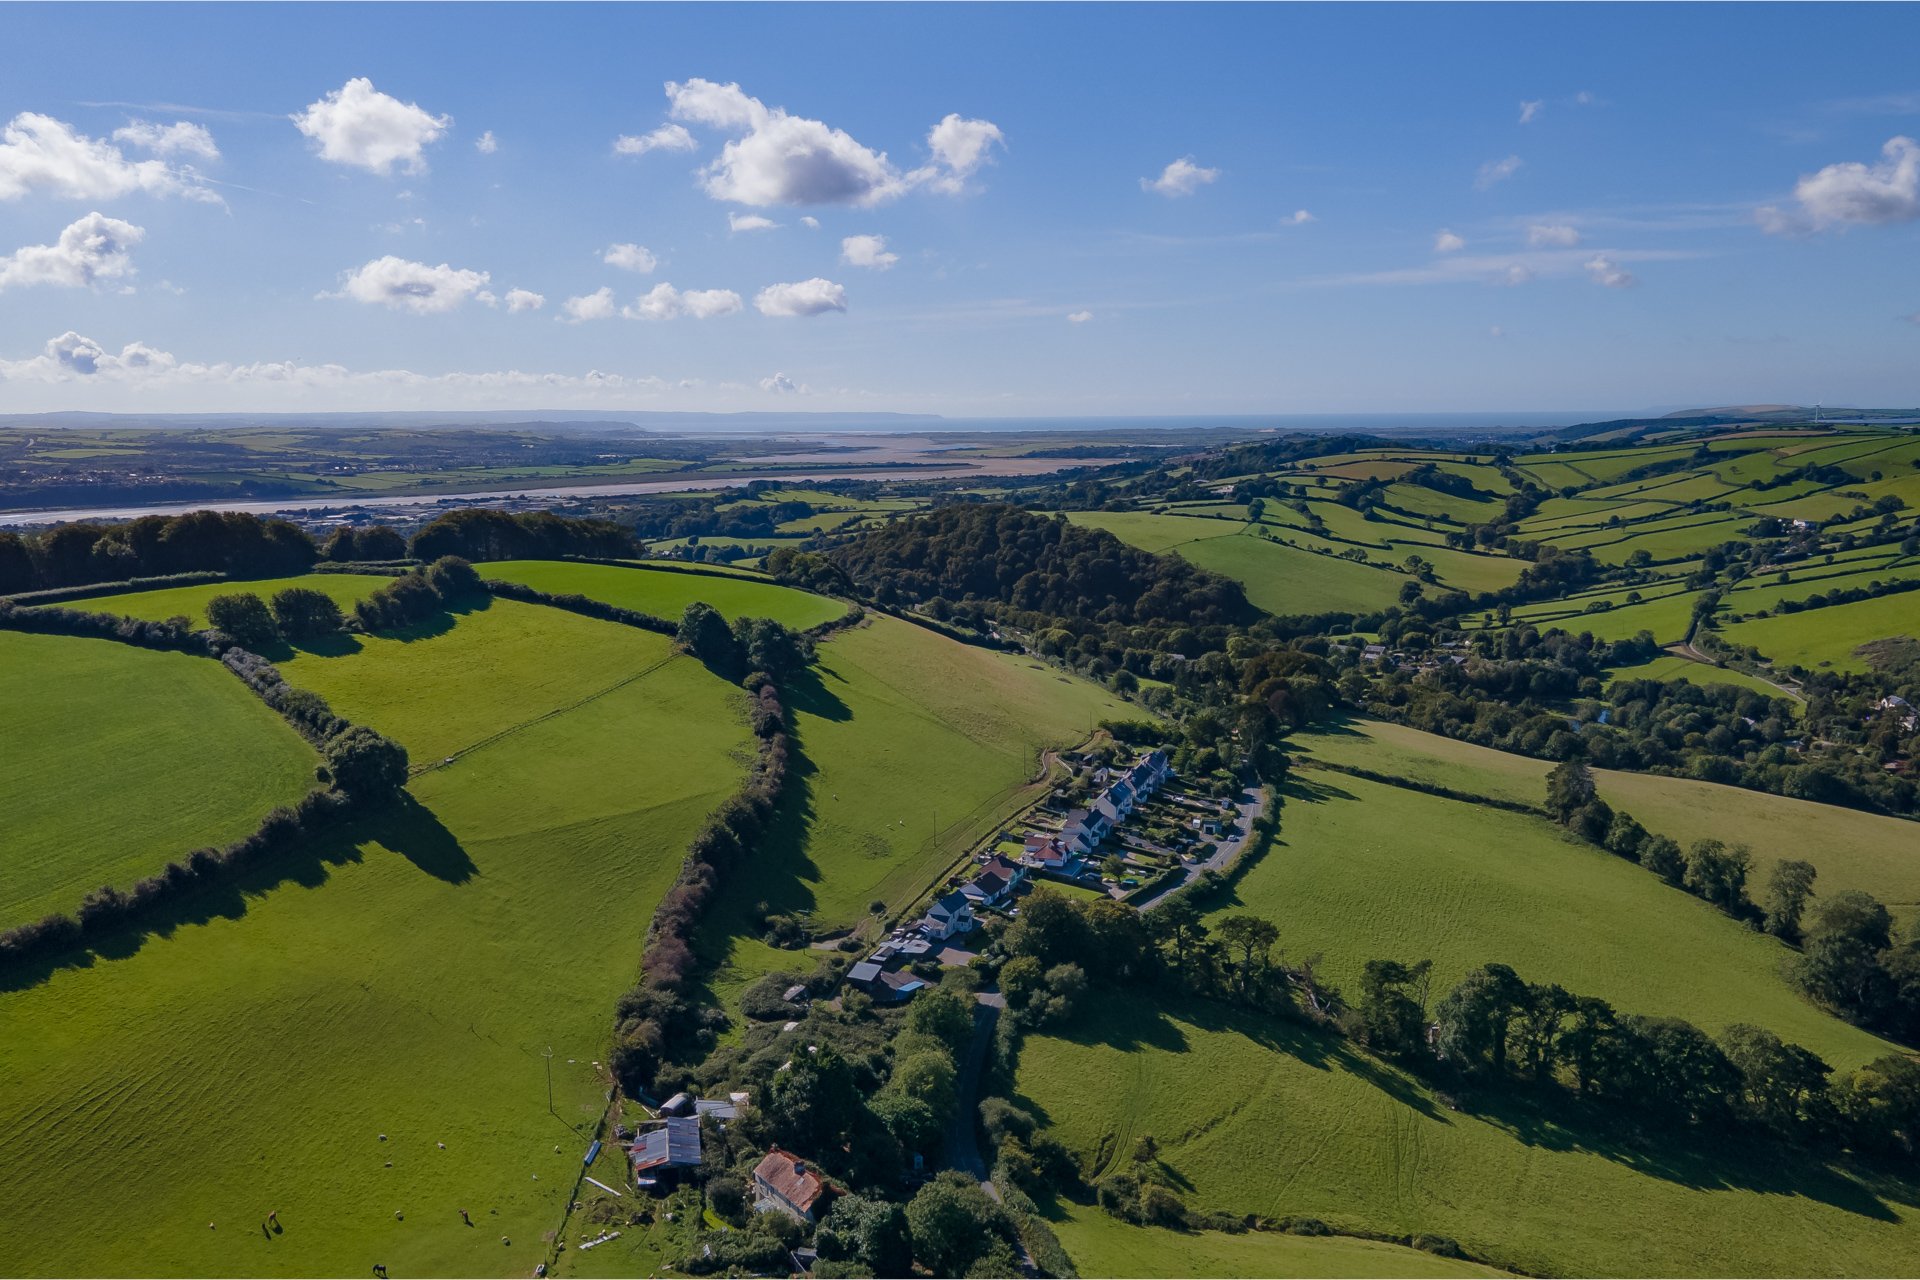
1227,769,1892,1069
69,572,396,630
1299,719,1920,936
0,598,753,1277
1600,652,1796,702
1045,1200,1503,1278
0,631,319,929
692,614,1123,1009
1018,989,1920,1279
1175,533,1406,616
1721,592,1920,672
482,559,848,631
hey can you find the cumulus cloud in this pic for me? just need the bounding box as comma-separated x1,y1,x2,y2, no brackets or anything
615,124,696,156
476,130,498,154
664,79,1000,207
761,371,799,393
112,120,219,159
0,329,691,402
604,243,658,272
1434,229,1466,252
562,287,617,322
1068,311,1091,323
1279,209,1315,225
1584,255,1637,288
1474,155,1523,190
292,78,449,175
1142,156,1220,197
625,282,743,320
1527,223,1581,247
753,277,847,316
728,212,779,232
0,212,144,292
1519,100,1544,124
801,216,820,228
329,256,490,314
505,288,544,312
840,234,897,269
1757,135,1920,235
920,114,1005,194
0,112,219,202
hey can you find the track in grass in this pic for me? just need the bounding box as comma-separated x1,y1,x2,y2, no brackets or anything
0,599,752,1278
0,631,319,929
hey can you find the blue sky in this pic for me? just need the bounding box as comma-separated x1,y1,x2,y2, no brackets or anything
1,2,1918,418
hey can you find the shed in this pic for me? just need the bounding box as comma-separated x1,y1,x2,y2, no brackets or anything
783,983,810,1003
630,1117,702,1173
848,960,883,985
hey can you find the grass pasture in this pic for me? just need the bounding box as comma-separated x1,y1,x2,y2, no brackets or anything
0,598,753,1278
1721,592,1920,672
1600,651,1794,702
1173,533,1406,616
1018,989,1920,1279
481,559,848,631
692,614,1122,1010
1044,1199,1502,1278
70,572,395,629
1229,769,1893,1069
0,631,319,929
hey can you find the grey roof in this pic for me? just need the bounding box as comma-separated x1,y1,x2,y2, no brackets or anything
694,1099,739,1119
848,960,883,982
934,890,972,915
632,1117,702,1170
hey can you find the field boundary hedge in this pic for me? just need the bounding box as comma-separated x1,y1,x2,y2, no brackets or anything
1295,758,1549,816
482,577,678,635
559,553,776,582
0,608,406,971
311,560,417,576
1,570,227,606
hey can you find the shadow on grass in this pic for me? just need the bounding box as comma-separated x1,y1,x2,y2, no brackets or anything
0,796,472,993
1038,989,1920,1222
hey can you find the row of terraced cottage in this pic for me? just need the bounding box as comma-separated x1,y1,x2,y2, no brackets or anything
844,750,1172,1006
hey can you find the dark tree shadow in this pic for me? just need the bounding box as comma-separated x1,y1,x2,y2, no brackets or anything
0,792,476,991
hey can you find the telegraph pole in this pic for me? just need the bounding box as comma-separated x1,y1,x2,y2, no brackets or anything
542,1046,554,1115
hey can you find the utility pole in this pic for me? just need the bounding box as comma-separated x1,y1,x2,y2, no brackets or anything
542,1046,554,1115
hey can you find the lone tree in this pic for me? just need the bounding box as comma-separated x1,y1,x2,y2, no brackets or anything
1764,860,1819,941
206,592,278,648
323,726,410,801
269,587,344,640
677,601,740,671
1545,759,1596,823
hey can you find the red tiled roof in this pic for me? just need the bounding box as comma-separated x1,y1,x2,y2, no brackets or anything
754,1147,825,1213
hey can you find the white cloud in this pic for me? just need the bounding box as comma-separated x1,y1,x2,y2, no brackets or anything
1527,223,1581,247
761,371,799,393
1326,246,1686,289
0,212,144,292
0,112,219,202
1519,100,1544,125
329,256,490,314
841,234,897,269
728,212,779,232
1474,155,1523,190
291,78,449,175
1279,209,1315,225
614,123,696,156
801,216,820,228
112,120,219,159
1434,229,1466,252
664,79,1000,207
1068,311,1091,324
604,243,658,272
476,130,498,154
1584,255,1637,288
1757,135,1920,235
920,114,1004,194
0,329,696,403
1489,326,1505,338
505,288,544,312
1500,265,1532,286
562,287,617,322
754,278,847,317
1142,156,1220,197
624,282,744,320
1576,91,1597,105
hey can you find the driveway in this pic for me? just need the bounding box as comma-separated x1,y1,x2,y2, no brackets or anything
1135,787,1265,911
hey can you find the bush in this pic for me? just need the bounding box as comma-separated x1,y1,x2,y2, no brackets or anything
323,726,410,800
1414,1234,1462,1256
704,1175,745,1222
269,587,344,639
425,555,482,598
206,592,278,647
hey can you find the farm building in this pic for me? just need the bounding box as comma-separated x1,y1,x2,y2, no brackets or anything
753,1148,827,1223
631,1117,702,1175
